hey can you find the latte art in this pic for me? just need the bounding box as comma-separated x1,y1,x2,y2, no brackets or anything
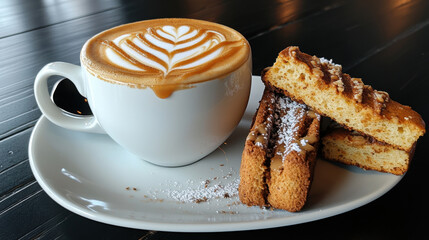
81,19,250,98
104,25,231,76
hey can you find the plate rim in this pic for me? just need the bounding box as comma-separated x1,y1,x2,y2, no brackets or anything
28,75,403,232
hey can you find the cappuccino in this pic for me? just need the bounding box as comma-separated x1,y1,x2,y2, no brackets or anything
81,18,250,98
35,18,251,166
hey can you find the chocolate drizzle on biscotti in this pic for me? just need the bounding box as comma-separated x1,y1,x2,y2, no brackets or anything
262,46,425,152
286,46,391,114
246,91,320,165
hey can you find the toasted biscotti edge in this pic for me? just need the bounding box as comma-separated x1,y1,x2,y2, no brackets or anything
262,46,425,152
239,89,275,207
239,142,269,206
267,113,320,212
321,127,415,175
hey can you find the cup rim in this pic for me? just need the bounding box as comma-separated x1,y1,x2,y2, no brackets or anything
80,18,251,87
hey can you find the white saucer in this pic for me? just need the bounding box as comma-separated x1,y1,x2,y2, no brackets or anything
29,76,402,232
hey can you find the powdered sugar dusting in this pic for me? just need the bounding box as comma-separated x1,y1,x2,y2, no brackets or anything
273,95,307,159
146,166,240,204
167,177,239,203
319,57,341,68
300,138,309,147
319,57,333,64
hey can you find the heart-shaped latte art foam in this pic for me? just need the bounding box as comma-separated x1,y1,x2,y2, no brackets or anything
103,25,234,76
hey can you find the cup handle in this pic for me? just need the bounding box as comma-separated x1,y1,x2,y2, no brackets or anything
34,62,105,133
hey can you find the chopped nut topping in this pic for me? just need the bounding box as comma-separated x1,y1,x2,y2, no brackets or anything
311,56,321,66
332,79,345,92
372,90,390,114
329,65,342,75
313,68,324,78
318,58,345,92
374,103,386,114
351,78,364,103
374,90,389,103
310,60,318,68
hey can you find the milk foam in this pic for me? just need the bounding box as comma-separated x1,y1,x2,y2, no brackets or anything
105,25,227,75
82,18,250,94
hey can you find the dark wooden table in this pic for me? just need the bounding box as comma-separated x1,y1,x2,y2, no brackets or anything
1,0,428,239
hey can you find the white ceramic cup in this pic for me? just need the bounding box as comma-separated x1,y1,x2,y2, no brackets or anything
34,23,251,167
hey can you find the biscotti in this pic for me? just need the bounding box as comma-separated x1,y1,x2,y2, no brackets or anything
239,88,275,207
322,126,414,175
262,46,425,152
239,88,320,212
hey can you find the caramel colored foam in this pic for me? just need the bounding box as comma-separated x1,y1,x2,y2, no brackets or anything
81,18,250,98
